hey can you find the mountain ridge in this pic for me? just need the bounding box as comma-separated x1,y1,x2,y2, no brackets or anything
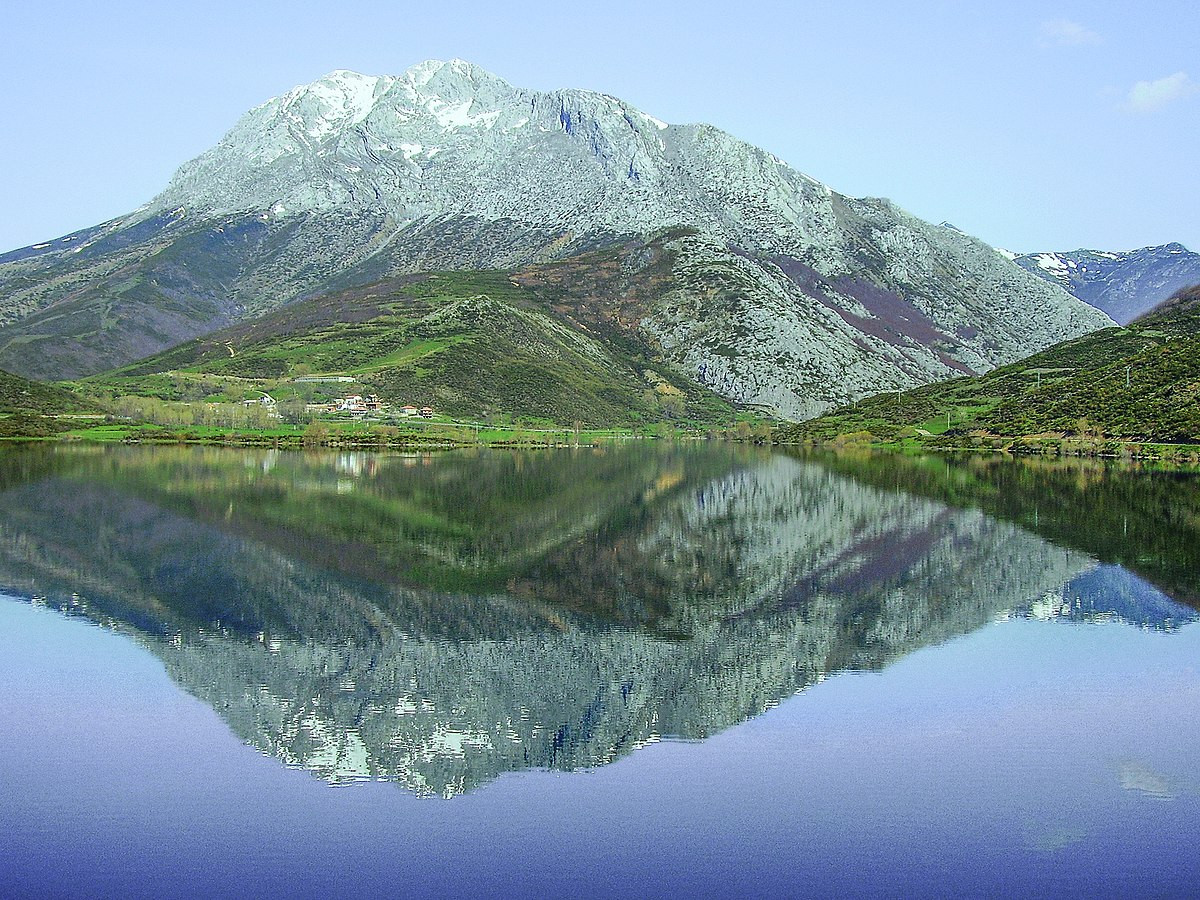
1013,242,1200,325
0,59,1111,419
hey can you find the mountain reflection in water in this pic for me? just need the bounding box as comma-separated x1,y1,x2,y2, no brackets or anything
0,444,1194,797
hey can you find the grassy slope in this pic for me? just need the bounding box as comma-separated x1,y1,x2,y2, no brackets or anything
0,369,99,415
0,214,264,381
782,284,1200,445
0,369,103,437
80,239,733,427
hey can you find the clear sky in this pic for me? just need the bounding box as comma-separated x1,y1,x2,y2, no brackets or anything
2,0,1196,254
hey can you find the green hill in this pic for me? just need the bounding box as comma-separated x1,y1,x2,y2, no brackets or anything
80,241,734,427
0,369,103,437
0,369,98,415
781,284,1200,448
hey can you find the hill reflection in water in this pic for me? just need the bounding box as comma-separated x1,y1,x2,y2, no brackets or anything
0,444,1193,797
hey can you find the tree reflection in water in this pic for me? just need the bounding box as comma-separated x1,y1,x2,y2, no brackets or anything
0,444,1193,796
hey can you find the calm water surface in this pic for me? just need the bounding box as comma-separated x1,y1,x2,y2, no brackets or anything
1,444,1198,897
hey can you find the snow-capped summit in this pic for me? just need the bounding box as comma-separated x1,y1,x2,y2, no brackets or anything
152,57,811,246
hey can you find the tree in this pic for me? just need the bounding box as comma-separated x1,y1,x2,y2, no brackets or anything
660,394,685,420
303,421,329,447
752,422,774,445
278,399,309,425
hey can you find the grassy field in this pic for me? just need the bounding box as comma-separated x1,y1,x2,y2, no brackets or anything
35,415,752,450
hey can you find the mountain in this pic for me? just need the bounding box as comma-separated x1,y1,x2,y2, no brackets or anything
0,368,102,437
1013,243,1200,324
781,284,1200,445
0,60,1109,420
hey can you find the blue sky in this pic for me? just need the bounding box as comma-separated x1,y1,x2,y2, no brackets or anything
2,0,1196,253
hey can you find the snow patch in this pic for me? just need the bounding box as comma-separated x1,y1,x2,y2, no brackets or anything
996,248,1017,261
406,59,447,88
1035,253,1066,271
424,98,500,129
298,72,383,139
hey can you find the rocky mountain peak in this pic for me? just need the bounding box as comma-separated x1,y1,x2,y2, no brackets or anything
277,59,515,121
0,61,1113,417
148,59,700,223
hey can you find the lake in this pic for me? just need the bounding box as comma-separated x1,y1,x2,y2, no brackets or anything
1,444,1198,897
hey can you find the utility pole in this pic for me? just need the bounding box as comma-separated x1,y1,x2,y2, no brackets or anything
1126,365,1131,388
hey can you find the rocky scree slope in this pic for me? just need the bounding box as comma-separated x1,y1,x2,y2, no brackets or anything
0,60,1110,418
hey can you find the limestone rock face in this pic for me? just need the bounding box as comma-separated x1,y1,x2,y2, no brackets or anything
0,60,1111,416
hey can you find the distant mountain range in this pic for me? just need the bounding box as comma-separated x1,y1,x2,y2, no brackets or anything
1011,243,1200,325
0,60,1109,420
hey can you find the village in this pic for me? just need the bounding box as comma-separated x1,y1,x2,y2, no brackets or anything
308,394,435,419
237,390,436,421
